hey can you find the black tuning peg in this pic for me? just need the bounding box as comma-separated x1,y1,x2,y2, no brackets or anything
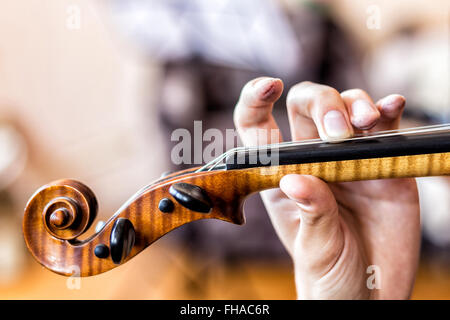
110,218,135,265
169,183,212,213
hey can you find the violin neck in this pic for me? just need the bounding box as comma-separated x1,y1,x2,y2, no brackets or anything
224,128,450,191
241,151,450,192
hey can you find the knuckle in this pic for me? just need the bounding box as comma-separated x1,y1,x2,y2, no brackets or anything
341,88,367,97
286,82,317,113
241,82,255,98
286,82,343,118
241,77,262,96
286,85,300,106
286,81,313,103
314,85,341,102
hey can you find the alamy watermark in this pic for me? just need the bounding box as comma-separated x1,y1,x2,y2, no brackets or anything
66,4,81,30
366,265,381,290
66,265,81,290
170,121,280,167
366,4,381,30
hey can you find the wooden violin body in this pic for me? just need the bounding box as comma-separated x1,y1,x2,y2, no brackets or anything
23,126,450,277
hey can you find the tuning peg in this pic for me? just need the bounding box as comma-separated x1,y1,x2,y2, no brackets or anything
110,218,135,265
169,183,212,213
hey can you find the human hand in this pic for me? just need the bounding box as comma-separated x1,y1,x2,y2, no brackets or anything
234,78,420,299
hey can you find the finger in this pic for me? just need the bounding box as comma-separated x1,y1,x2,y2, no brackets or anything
286,81,353,141
279,174,344,272
340,89,380,131
372,94,406,131
234,77,284,146
234,77,294,250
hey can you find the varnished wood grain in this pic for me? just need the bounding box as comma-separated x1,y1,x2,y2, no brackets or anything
23,152,450,277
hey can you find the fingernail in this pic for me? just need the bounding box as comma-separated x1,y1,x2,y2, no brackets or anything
323,110,351,139
351,99,379,128
254,78,277,100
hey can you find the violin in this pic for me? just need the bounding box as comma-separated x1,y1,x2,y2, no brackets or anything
23,124,450,277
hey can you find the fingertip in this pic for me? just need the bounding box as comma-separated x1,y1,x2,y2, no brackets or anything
234,77,283,144
322,109,354,140
280,174,338,227
280,174,309,205
238,77,283,112
253,77,284,102
350,99,381,130
377,94,406,119
280,174,328,206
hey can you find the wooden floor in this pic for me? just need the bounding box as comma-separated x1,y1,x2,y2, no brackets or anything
0,242,449,300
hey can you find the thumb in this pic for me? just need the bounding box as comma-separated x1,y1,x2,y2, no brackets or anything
279,174,344,272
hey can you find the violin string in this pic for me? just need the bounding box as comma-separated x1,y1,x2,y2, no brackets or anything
218,123,449,171
196,123,450,172
240,123,450,151
200,123,450,172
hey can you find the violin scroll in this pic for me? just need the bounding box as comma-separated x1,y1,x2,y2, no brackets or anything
23,180,100,275
24,179,98,243
38,180,98,240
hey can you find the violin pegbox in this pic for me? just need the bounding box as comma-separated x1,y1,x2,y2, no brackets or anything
22,170,248,276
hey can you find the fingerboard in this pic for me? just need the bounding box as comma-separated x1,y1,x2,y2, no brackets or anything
226,131,450,170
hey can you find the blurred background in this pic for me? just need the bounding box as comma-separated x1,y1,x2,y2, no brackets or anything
0,0,448,299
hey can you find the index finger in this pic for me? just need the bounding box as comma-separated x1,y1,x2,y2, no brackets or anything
233,77,284,146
